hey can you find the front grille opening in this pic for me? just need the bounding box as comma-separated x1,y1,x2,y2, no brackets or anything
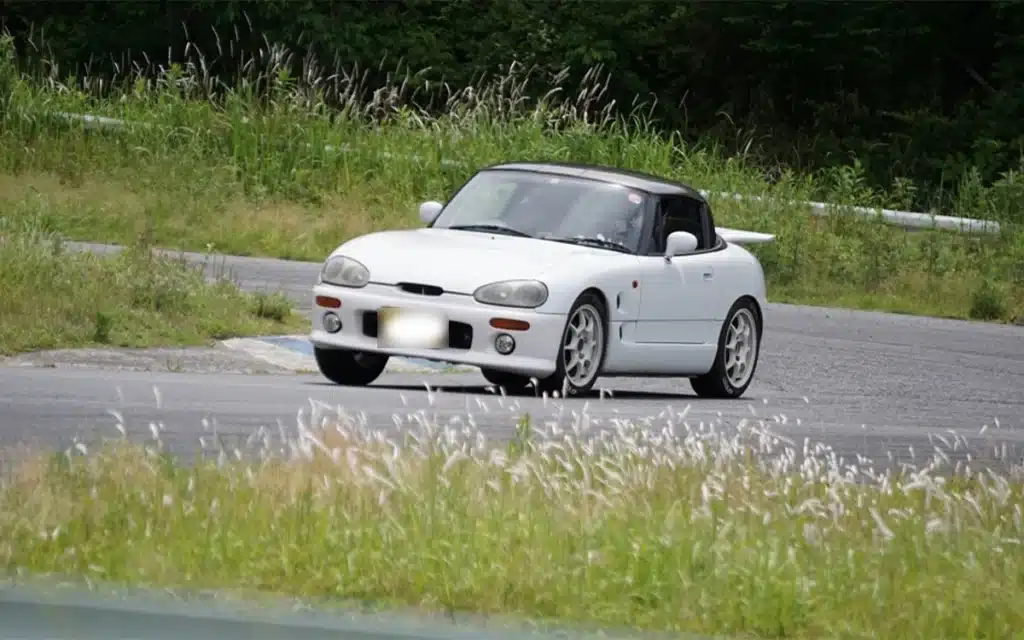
397,282,443,296
361,311,472,350
448,321,473,350
362,311,379,338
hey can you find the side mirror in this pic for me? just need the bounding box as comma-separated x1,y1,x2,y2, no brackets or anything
418,201,444,225
664,231,698,259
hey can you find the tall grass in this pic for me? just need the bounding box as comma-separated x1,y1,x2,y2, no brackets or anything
0,215,302,354
3,397,1023,638
0,33,1021,322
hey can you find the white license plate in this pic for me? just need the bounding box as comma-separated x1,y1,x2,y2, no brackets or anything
377,307,449,349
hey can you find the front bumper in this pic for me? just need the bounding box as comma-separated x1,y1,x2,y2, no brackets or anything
309,282,566,378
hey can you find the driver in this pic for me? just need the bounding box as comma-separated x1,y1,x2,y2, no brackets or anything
592,190,644,248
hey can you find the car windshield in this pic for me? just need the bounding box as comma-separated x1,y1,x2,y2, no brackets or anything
431,169,649,253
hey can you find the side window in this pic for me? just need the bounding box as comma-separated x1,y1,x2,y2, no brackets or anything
652,195,707,253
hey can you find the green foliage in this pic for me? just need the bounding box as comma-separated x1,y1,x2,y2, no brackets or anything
0,216,305,355
4,413,1024,637
3,1,1024,217
0,34,1020,323
970,279,1007,321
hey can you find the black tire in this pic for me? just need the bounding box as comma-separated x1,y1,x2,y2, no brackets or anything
537,291,608,397
690,298,761,399
314,346,389,386
480,368,533,392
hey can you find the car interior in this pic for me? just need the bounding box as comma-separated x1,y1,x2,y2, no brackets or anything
652,196,707,254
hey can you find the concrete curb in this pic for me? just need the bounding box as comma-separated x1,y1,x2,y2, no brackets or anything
221,335,478,374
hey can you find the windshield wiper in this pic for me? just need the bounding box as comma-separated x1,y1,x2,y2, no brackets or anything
546,236,633,254
447,224,532,238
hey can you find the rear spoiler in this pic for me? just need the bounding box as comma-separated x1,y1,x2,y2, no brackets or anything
717,227,776,245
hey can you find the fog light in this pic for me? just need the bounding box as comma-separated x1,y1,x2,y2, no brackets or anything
322,312,342,333
494,333,515,355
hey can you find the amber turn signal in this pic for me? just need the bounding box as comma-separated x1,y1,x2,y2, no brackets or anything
489,318,530,331
315,295,342,308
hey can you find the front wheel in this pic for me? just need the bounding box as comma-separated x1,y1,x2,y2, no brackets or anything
536,291,607,397
314,346,389,386
690,299,761,399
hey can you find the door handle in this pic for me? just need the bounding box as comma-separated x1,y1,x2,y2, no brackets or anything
702,267,714,281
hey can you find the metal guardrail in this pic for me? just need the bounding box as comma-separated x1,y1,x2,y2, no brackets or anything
51,111,1003,235
0,579,707,640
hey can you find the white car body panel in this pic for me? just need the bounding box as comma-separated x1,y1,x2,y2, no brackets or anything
633,250,726,346
328,228,611,297
310,226,769,378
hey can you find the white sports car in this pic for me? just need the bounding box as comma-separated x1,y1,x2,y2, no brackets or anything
310,161,774,398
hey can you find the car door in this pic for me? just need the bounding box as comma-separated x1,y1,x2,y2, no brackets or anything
633,194,720,344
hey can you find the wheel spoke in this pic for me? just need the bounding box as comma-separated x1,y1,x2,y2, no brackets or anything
565,352,580,374
722,308,757,388
561,304,603,389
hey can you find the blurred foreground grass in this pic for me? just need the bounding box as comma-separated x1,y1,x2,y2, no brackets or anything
1,407,1022,638
0,218,304,355
0,35,1021,323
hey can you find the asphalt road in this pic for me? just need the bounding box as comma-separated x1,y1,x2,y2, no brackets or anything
1,242,1022,470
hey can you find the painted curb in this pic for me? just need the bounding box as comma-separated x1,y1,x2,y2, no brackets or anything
221,335,477,374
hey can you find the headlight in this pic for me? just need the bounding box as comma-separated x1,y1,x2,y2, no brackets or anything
320,255,369,288
473,280,548,308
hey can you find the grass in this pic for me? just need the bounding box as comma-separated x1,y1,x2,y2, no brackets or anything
3,30,1021,640
0,216,305,355
1,400,1022,638
0,35,1021,324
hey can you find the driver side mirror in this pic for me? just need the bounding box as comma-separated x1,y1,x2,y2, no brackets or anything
419,201,444,225
664,231,698,259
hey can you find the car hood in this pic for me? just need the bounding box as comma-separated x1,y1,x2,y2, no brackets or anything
332,228,603,294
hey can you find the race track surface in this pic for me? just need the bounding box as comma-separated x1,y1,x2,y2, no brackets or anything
1,242,1022,470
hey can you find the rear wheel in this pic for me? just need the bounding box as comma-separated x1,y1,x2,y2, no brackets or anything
537,291,607,397
690,299,760,399
314,346,389,386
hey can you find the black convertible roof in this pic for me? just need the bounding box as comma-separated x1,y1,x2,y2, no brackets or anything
484,161,707,201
